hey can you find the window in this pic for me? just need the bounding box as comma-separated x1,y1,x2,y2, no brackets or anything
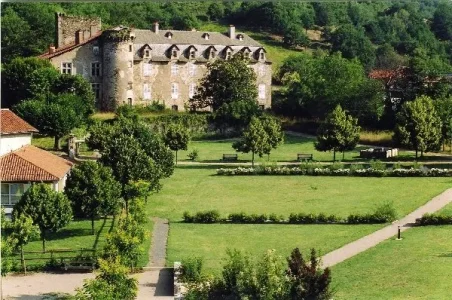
258,65,265,76
127,98,132,105
127,82,133,90
260,52,265,60
172,50,178,57
258,84,266,99
190,51,196,59
244,51,250,59
143,63,152,76
171,83,179,99
91,83,101,101
129,45,133,52
210,50,216,59
171,105,178,111
93,46,99,55
144,49,150,58
91,62,101,76
189,64,196,76
61,62,72,74
171,64,179,75
226,51,232,60
143,83,151,100
1,183,30,206
189,83,196,98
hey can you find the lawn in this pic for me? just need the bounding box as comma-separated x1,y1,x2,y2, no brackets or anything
331,226,452,299
437,201,452,216
149,167,452,222
9,215,154,270
167,223,382,272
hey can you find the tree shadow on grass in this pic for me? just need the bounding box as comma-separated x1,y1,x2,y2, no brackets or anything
46,228,92,241
92,217,108,250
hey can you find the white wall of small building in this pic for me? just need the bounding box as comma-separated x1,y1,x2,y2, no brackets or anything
0,134,32,156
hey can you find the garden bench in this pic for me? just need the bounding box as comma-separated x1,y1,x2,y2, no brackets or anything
297,153,313,161
61,259,95,272
222,154,238,161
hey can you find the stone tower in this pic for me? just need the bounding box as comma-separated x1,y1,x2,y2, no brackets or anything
101,27,135,110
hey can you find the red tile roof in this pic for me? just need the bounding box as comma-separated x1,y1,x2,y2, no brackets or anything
1,109,38,135
38,32,102,59
369,67,411,84
0,145,73,182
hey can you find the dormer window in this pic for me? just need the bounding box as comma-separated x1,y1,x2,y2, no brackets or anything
206,46,217,59
169,45,180,59
237,34,244,41
186,45,198,60
165,32,173,39
223,46,233,60
172,50,177,57
202,33,210,40
190,51,196,59
226,51,232,60
145,50,150,58
241,47,251,59
256,48,266,61
260,52,264,59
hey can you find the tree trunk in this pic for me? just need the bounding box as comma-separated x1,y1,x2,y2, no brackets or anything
175,150,178,165
53,136,60,150
333,150,336,162
91,217,95,235
415,149,418,159
20,246,26,274
42,232,46,253
342,151,345,160
252,151,255,167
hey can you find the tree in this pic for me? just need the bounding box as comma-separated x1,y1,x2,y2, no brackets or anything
65,161,122,235
207,2,224,21
432,1,452,41
8,214,39,273
315,105,361,161
99,134,157,212
1,7,33,64
287,248,332,300
14,94,85,149
190,55,260,130
75,256,138,300
283,24,310,48
434,97,452,151
13,183,72,252
393,96,442,158
163,123,190,164
233,117,269,167
260,115,284,160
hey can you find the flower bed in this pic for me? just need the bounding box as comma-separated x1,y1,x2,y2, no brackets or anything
216,166,452,177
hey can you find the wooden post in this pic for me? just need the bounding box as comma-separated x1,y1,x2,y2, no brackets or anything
20,246,26,274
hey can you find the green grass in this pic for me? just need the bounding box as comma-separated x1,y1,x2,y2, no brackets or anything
179,134,364,163
149,168,452,222
167,223,382,272
437,201,452,216
331,226,452,299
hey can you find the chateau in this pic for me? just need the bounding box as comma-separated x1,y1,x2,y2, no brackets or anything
39,13,272,111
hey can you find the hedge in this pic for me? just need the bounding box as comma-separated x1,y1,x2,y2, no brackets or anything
417,214,452,225
182,210,395,225
216,166,452,177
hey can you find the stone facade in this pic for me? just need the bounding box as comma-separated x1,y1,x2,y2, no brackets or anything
42,13,272,111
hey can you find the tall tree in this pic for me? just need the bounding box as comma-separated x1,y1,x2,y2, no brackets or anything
432,1,452,41
163,123,190,164
232,117,269,167
13,183,72,252
190,55,260,130
315,105,361,161
65,161,122,235
8,214,39,273
393,96,442,158
434,97,452,151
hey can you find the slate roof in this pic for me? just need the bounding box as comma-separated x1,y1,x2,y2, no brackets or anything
0,145,73,182
133,29,262,47
0,109,38,135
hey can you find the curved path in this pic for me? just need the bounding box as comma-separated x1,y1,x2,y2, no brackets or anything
321,188,452,268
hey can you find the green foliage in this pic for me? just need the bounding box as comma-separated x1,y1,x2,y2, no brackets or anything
315,105,361,161
283,24,310,48
260,115,285,159
65,161,122,234
372,202,397,223
418,213,452,225
13,183,72,252
287,248,332,300
432,1,452,41
163,123,190,164
75,257,138,300
181,257,204,283
187,149,199,161
8,214,39,251
393,96,442,157
233,117,269,166
190,55,259,130
433,97,452,148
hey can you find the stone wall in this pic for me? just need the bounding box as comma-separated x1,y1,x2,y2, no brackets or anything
56,12,101,48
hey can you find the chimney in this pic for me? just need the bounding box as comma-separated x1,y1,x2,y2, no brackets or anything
228,25,235,39
49,44,56,54
75,30,84,44
152,22,159,34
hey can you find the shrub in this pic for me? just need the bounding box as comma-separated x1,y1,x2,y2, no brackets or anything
418,214,452,225
194,210,221,223
181,257,204,283
229,212,248,223
187,149,199,161
183,211,194,223
373,202,397,222
370,160,386,171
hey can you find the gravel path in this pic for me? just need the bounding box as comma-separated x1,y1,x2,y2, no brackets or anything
321,188,452,268
150,217,169,268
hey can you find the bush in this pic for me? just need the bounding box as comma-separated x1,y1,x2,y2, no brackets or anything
372,202,397,222
180,257,204,283
418,214,452,225
229,212,248,223
370,160,386,171
183,211,194,223
187,149,199,161
193,210,221,223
